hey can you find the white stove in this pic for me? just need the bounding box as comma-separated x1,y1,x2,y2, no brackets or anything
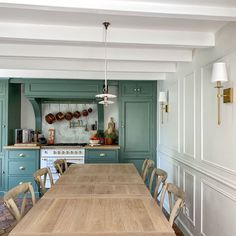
40,144,86,187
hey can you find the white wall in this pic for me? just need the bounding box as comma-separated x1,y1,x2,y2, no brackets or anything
157,22,236,236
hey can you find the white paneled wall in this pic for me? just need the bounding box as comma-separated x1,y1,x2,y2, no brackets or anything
157,22,236,236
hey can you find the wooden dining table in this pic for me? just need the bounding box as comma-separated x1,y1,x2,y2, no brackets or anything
9,163,175,236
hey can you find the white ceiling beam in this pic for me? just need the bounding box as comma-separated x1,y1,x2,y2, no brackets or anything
0,69,167,80
0,43,192,62
0,23,214,48
0,0,236,21
0,57,176,72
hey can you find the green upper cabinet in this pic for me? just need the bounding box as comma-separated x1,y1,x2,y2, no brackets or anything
119,81,157,173
24,79,103,99
0,79,21,194
120,81,154,97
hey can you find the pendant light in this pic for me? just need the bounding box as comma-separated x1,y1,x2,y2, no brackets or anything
95,22,116,106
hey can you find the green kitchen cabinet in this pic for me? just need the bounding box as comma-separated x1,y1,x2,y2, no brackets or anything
85,149,119,163
5,149,40,194
24,79,103,99
119,81,157,174
120,81,154,97
0,157,4,194
0,79,21,195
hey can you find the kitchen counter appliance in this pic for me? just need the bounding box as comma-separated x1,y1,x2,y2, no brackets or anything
40,143,86,187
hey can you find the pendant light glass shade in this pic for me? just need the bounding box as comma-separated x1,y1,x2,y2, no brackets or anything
95,22,116,105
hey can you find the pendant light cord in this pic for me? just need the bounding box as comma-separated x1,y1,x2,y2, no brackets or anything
103,22,110,93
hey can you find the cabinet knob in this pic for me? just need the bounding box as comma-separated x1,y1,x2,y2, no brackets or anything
2,124,6,128
19,166,26,170
134,88,137,92
19,153,26,158
99,153,106,157
137,88,141,92
2,171,5,174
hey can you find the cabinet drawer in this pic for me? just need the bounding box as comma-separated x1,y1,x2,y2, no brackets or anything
85,150,118,163
8,150,38,160
9,161,36,175
8,176,36,190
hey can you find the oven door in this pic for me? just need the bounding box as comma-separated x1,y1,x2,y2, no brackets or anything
40,156,84,188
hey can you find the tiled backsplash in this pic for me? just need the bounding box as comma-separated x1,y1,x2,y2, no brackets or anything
42,103,98,143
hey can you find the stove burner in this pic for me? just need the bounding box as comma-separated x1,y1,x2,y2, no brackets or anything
46,143,87,147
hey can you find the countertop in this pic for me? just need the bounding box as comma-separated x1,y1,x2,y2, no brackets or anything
4,144,120,150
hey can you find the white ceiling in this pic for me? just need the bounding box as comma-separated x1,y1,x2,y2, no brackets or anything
0,0,234,80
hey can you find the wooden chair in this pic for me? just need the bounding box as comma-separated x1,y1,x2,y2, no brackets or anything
149,168,168,202
160,183,186,227
4,182,36,222
54,159,68,176
33,167,54,196
141,159,155,182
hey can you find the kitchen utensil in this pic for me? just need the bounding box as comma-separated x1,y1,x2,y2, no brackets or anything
73,105,81,119
65,112,73,120
65,104,73,121
56,104,64,121
82,109,88,117
73,111,81,119
45,113,56,124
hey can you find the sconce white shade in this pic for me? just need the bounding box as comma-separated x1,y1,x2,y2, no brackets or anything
211,62,228,83
159,91,167,103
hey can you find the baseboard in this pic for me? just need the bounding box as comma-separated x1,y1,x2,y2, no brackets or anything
177,218,194,236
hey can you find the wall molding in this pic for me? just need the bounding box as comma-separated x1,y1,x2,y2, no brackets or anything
201,159,236,176
183,72,196,160
178,79,181,153
160,153,180,186
200,179,236,236
183,169,196,227
158,145,236,190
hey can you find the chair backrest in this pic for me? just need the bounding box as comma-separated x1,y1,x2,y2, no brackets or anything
4,182,36,221
54,159,68,175
160,183,186,227
33,167,54,196
149,168,168,201
141,159,155,182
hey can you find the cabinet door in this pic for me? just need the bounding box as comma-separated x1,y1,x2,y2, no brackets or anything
136,82,154,97
120,98,155,173
120,82,138,97
120,82,154,97
0,98,6,156
0,156,4,192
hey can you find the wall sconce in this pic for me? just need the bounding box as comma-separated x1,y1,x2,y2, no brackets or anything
211,62,233,125
159,91,169,124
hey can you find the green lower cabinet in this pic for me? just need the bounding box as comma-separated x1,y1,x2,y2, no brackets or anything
5,149,40,196
8,176,37,190
0,156,5,195
85,149,119,163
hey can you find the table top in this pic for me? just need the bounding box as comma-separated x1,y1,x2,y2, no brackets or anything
64,163,140,176
10,164,175,236
43,183,151,198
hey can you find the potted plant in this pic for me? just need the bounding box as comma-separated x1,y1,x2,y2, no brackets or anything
96,130,105,144
105,132,117,145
